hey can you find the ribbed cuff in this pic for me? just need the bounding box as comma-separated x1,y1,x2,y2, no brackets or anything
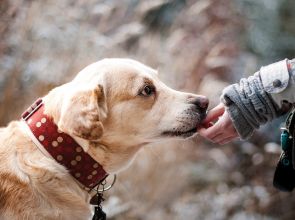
221,84,256,140
221,65,282,140
225,104,254,140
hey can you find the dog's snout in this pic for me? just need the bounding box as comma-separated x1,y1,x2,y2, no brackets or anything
189,96,209,112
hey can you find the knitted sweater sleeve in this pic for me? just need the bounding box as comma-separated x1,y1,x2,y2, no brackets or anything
221,59,295,139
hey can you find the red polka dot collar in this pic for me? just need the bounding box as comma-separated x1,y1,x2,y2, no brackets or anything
21,99,108,189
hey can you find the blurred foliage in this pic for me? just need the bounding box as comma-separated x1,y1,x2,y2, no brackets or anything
235,0,295,64
141,0,186,31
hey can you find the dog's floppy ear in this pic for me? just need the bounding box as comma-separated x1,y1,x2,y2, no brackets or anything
58,84,107,141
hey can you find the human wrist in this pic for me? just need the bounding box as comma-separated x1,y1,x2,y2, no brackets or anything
221,85,256,140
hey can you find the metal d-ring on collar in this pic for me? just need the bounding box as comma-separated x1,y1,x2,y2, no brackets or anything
94,174,117,193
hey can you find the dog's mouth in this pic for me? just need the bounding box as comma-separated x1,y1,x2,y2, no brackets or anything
162,112,206,138
162,127,197,138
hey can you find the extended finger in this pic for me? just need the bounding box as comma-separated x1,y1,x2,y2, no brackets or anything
202,103,225,125
198,122,224,139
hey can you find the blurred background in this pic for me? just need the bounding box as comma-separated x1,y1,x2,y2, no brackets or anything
1,0,295,219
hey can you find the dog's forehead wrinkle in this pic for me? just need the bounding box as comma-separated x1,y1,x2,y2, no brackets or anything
104,72,157,104
108,85,136,104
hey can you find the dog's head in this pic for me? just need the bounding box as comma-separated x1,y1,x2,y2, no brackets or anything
44,58,208,172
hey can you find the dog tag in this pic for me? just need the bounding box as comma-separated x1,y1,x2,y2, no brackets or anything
91,192,106,220
90,194,100,205
93,206,106,220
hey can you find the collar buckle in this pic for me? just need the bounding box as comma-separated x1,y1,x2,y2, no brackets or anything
21,98,43,121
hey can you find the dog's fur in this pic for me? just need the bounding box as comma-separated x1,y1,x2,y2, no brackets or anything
0,59,208,219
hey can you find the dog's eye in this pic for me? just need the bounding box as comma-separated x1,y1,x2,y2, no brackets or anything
140,85,155,97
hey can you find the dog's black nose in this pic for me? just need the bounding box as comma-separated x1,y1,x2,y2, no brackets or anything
189,96,209,112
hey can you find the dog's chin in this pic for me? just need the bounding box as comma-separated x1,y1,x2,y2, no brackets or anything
162,127,198,139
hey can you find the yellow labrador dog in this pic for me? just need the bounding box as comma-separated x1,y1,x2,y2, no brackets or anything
0,58,208,219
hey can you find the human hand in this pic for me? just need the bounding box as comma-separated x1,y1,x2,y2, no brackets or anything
198,103,239,145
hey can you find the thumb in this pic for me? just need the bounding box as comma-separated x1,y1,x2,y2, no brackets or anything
202,103,225,125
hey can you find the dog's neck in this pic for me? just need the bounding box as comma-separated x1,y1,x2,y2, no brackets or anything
21,98,108,189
